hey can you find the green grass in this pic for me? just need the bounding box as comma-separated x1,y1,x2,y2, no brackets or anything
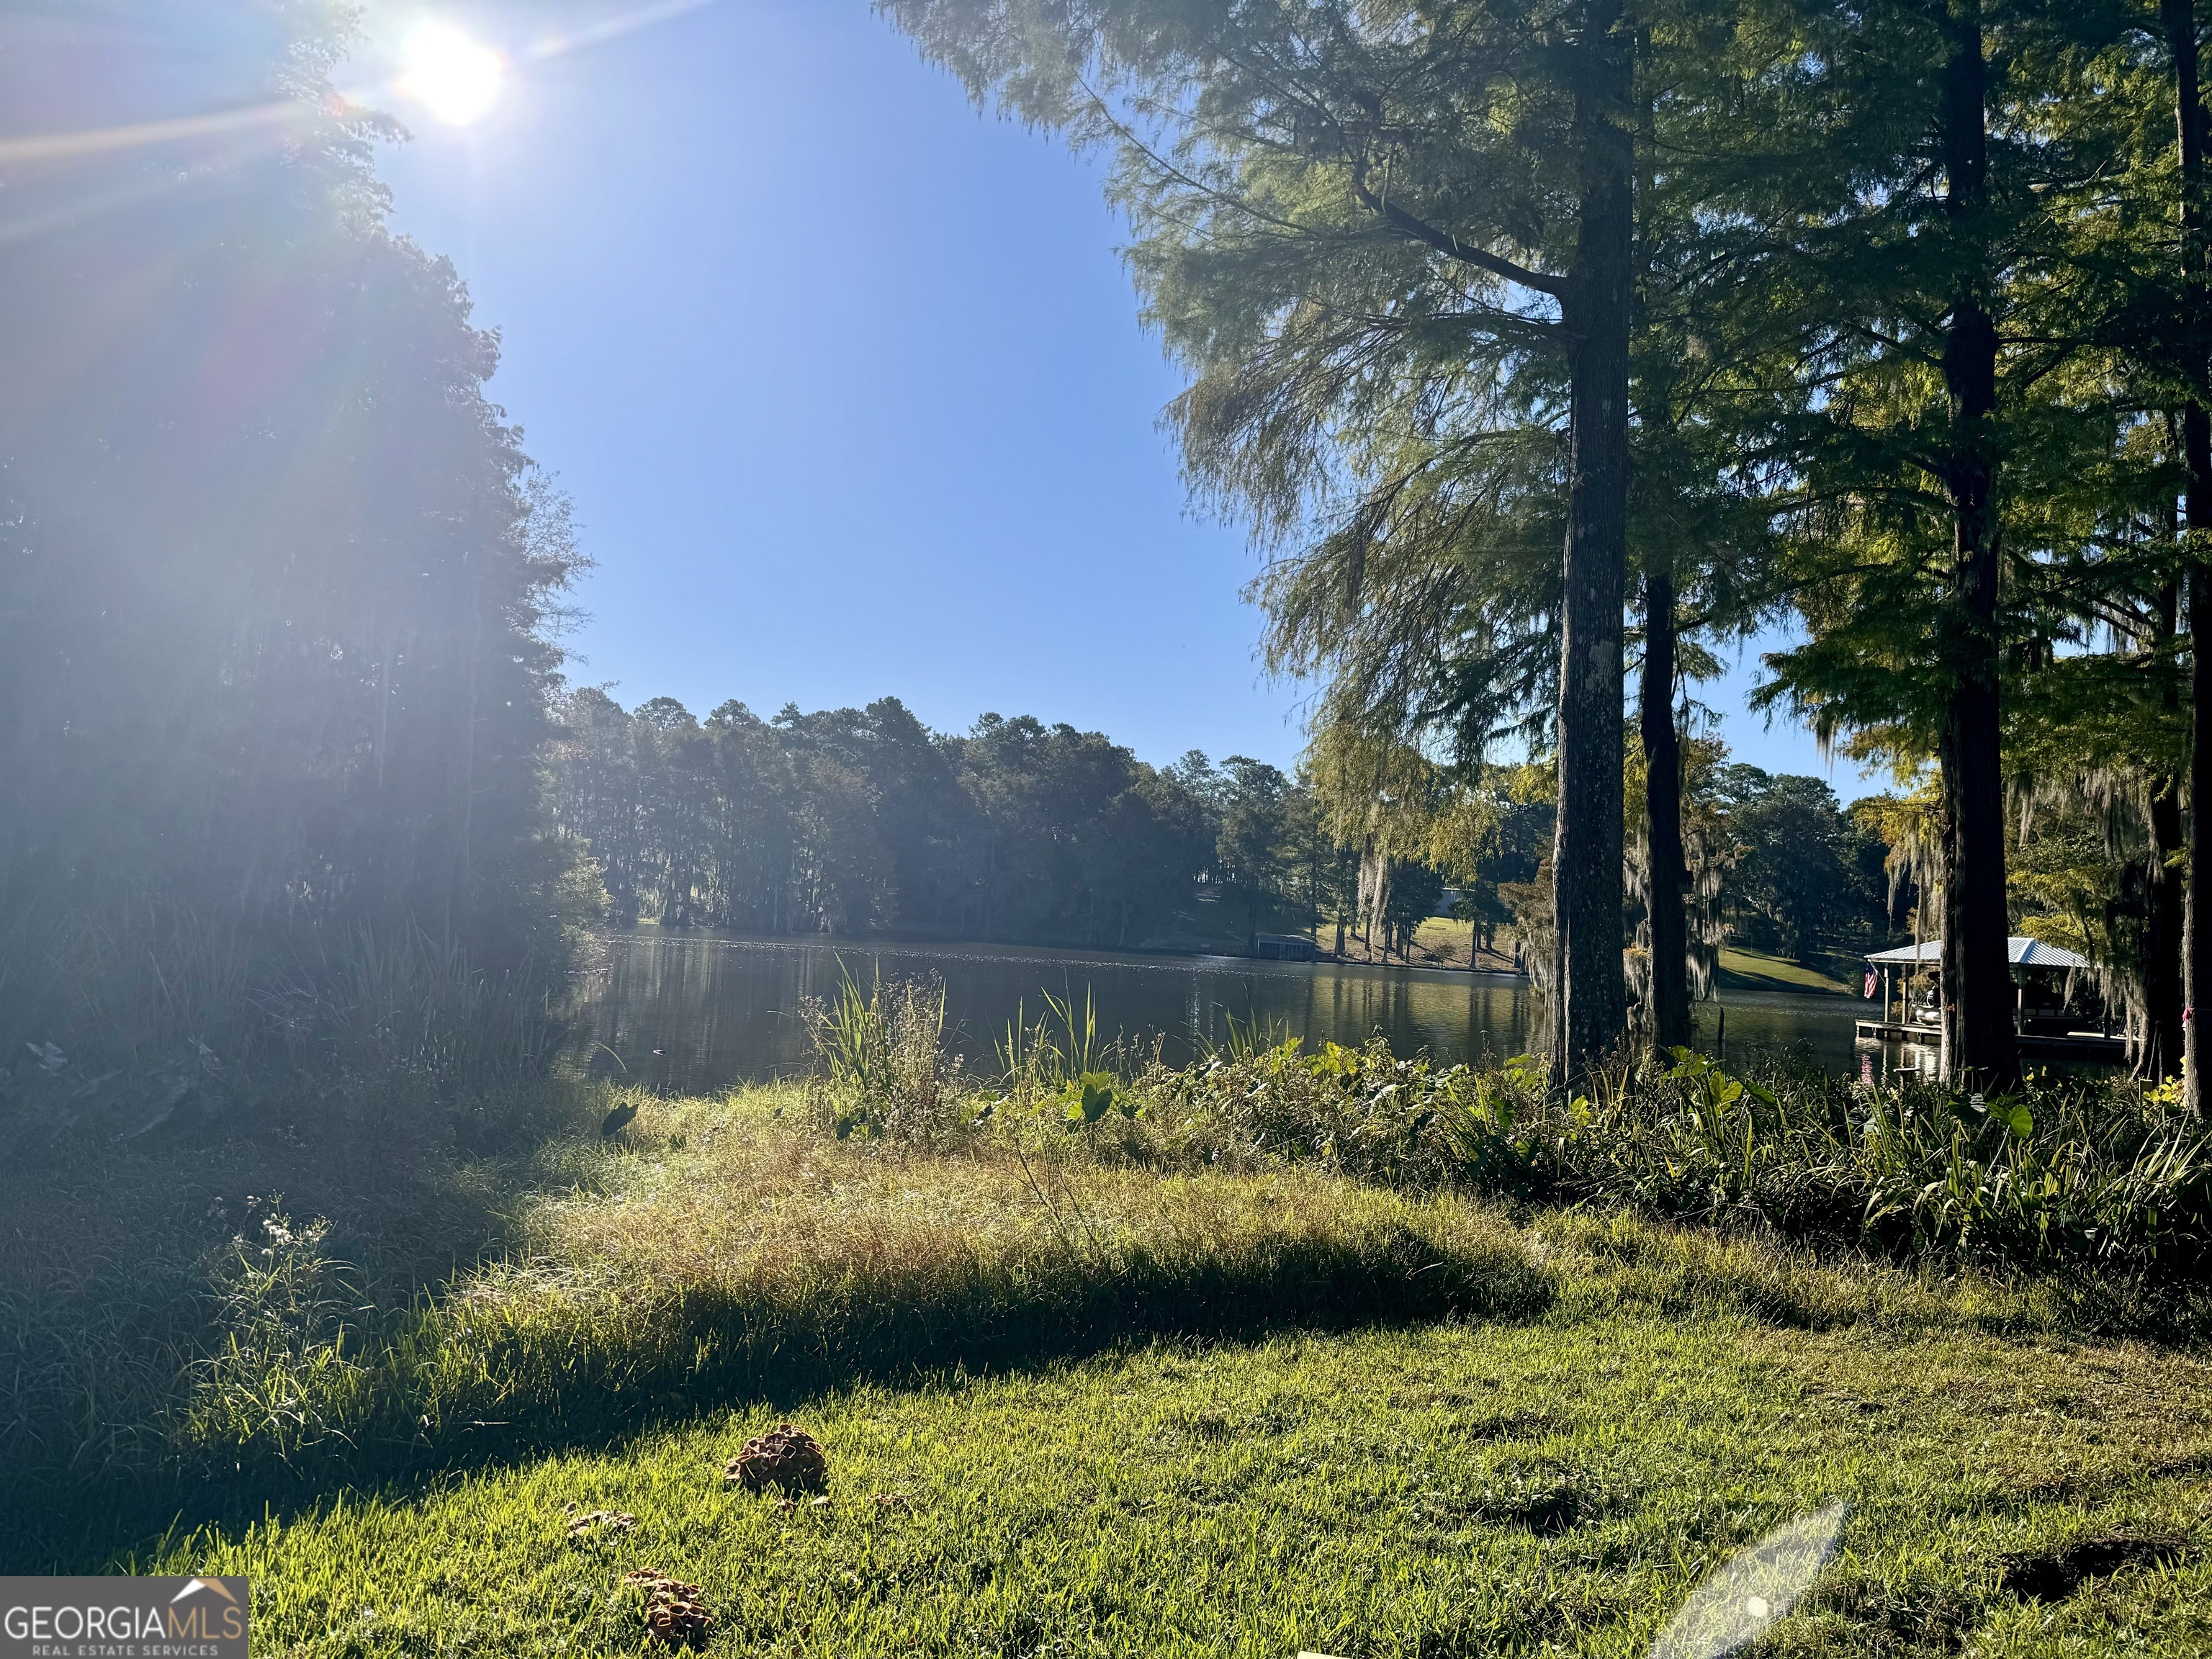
1717,948,1858,997
146,1243,2212,1657
1298,917,1517,970
10,1076,2212,1653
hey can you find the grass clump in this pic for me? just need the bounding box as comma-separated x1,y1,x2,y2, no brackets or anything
801,971,968,1145
162,1092,1549,1480
798,972,2212,1282
0,1079,1547,1563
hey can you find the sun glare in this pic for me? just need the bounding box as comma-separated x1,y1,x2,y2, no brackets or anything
396,23,505,125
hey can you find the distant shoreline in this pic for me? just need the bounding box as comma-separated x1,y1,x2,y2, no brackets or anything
600,925,1871,1002
607,920,1526,973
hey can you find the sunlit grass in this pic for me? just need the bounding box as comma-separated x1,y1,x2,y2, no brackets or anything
157,1285,2212,1657
1717,948,1858,997
9,1077,2211,1654
156,1088,1547,1475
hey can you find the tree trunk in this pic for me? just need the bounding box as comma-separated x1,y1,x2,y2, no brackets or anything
1549,0,1635,1089
1641,565,1691,1051
2146,576,2187,1079
1935,0,2018,1089
2190,490,2212,1110
2149,775,2187,1075
2167,0,2212,1111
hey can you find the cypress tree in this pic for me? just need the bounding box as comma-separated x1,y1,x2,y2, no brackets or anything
877,0,1645,1082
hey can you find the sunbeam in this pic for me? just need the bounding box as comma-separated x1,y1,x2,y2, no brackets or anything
526,0,721,62
0,99,308,167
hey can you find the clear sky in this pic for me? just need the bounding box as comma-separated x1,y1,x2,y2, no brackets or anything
359,0,1879,793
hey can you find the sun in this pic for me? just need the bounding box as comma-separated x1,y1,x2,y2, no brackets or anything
396,22,505,125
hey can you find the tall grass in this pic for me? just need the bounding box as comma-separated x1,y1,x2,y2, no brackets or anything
0,891,253,1066
0,909,575,1493
13,1078,2156,1527
0,1090,1550,1516
0,907,565,1153
266,925,564,1092
199,1124,1545,1473
801,968,966,1142
1130,1034,2212,1272
807,975,2212,1273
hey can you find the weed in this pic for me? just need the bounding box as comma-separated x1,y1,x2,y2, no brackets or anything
803,970,966,1144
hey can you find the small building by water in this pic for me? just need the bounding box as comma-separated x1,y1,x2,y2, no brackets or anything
1858,935,2123,1061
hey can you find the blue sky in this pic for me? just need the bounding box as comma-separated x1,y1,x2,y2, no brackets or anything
361,0,1879,794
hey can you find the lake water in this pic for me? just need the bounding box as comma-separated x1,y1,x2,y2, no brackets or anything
567,932,1900,1096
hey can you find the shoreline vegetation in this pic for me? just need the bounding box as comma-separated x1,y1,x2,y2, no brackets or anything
6,981,2205,1640
550,693,1917,1007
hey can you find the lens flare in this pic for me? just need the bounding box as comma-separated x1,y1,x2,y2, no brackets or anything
396,23,505,125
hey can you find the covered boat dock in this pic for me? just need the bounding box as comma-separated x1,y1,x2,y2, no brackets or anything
1857,937,2125,1061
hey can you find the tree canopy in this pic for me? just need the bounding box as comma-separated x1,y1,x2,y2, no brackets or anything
876,0,2212,1092
0,2,583,1058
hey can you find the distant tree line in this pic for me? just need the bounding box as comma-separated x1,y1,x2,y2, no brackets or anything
549,690,1907,968
552,691,1322,950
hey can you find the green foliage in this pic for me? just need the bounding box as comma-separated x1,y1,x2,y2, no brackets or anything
184,1202,366,1467
1714,767,1891,961
804,971,965,1144
0,920,567,1162
552,696,1337,951
0,4,586,1074
1063,1071,1130,1126
1123,1038,2211,1272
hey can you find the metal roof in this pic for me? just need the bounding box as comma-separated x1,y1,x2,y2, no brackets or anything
1865,936,2090,969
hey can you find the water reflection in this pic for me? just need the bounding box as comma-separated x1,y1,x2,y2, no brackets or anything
568,931,1881,1097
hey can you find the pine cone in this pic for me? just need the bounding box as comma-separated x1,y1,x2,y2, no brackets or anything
621,1570,712,1649
724,1422,828,1493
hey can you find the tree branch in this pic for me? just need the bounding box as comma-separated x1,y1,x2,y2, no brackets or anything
1346,155,1571,302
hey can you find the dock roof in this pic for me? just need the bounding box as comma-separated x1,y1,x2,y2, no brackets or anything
1865,936,2090,969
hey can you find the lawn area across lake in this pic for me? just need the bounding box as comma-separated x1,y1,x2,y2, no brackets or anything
9,1073,2209,1658
1715,948,1860,998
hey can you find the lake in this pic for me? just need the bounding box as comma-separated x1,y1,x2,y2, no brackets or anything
566,932,1907,1096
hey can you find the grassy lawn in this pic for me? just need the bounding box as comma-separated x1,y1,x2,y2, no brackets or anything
1303,917,1519,971
1717,948,1858,997
11,1085,2201,1657
163,1288,2212,1658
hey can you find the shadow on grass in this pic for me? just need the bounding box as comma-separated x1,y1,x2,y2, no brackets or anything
3,1214,1553,1572
0,1086,611,1570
